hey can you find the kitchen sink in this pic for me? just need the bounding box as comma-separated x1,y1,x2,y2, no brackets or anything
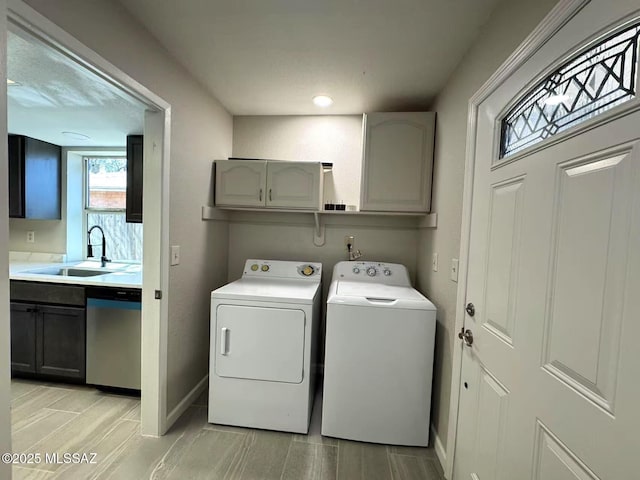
24,267,110,277
60,268,109,277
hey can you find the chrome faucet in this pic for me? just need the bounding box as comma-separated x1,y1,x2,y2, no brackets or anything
347,242,362,261
87,225,111,267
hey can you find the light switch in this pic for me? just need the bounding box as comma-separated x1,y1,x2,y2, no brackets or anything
451,258,459,282
432,253,438,272
170,245,180,266
26,231,35,243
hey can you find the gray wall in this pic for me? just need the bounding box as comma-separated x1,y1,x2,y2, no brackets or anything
9,218,66,253
415,0,559,451
24,0,233,414
0,0,12,474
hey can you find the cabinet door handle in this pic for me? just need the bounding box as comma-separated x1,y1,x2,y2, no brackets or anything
269,188,272,201
259,188,262,201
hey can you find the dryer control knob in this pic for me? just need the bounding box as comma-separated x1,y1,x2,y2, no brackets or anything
261,264,270,272
250,264,259,271
302,265,315,276
383,269,391,276
352,267,360,274
366,267,377,277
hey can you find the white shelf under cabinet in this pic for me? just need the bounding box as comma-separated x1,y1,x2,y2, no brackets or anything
202,205,436,246
202,205,437,228
318,210,429,217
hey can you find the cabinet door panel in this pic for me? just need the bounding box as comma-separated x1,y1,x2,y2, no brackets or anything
10,303,37,374
266,162,322,210
361,112,434,212
126,135,143,223
24,137,61,219
215,160,267,207
8,135,25,218
37,306,85,380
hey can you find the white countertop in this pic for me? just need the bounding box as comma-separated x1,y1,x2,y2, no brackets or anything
10,260,142,289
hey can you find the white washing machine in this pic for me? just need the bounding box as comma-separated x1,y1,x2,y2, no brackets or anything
321,261,437,446
209,259,322,434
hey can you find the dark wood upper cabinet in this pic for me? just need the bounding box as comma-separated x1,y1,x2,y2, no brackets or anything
8,134,62,219
126,134,143,223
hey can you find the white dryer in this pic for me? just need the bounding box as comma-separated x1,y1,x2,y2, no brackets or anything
209,259,322,434
321,261,436,446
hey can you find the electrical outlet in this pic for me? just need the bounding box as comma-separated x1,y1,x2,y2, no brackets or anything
170,245,180,266
451,258,459,282
26,231,35,243
432,253,438,272
344,235,355,246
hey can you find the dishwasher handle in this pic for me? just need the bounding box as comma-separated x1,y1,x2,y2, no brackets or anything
87,298,141,310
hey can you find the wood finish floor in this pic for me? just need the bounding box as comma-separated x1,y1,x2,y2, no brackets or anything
10,379,444,480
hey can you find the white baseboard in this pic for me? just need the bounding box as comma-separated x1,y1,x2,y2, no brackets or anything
431,423,447,477
165,375,208,429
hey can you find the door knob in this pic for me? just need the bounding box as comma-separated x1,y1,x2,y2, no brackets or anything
465,302,475,317
458,328,474,346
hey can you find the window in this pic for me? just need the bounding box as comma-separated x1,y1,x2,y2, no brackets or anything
500,22,640,158
85,157,142,262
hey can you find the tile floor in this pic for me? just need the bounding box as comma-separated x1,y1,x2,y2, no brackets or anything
10,379,443,480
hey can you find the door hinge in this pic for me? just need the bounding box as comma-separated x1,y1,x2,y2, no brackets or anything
154,290,162,300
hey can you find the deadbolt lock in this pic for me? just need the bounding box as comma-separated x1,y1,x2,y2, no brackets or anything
465,302,475,316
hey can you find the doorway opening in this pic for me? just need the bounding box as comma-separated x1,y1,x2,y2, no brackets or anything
6,3,171,437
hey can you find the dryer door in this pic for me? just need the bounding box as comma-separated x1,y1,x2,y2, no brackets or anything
215,304,305,383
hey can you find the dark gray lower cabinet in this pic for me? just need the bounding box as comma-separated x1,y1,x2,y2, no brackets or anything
37,305,85,379
10,303,37,374
10,302,86,381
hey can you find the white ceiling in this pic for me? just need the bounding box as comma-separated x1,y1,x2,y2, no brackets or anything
7,28,146,147
118,0,502,115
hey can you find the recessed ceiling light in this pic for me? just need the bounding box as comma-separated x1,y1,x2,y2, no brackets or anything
313,95,333,107
544,94,570,106
62,131,91,141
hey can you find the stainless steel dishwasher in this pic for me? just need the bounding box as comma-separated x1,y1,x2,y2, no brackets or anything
86,287,141,390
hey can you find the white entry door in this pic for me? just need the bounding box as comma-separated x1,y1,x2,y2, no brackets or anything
454,2,640,479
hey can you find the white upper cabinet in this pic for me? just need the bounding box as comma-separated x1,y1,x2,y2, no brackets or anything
215,160,323,210
360,112,435,212
266,162,323,210
215,160,267,207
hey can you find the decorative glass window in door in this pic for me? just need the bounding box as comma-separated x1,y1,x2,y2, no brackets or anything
500,22,640,158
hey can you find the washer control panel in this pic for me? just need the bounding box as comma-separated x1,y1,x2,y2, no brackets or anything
243,259,322,279
336,261,409,285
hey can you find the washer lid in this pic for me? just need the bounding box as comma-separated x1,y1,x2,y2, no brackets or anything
212,278,320,304
330,281,436,310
